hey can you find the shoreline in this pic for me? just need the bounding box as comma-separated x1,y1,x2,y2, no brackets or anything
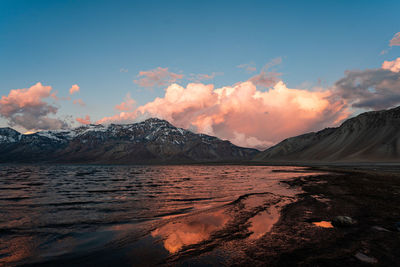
227,167,400,266
9,166,400,266
2,161,400,167
162,166,400,266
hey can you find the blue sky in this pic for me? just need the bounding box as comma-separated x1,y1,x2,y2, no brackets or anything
0,0,399,146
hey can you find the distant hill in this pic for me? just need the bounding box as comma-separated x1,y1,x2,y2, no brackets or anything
255,106,400,162
0,118,258,164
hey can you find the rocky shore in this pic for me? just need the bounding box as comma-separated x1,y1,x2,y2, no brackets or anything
165,166,400,266
226,166,400,266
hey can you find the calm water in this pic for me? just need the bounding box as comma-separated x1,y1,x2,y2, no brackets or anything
0,165,322,266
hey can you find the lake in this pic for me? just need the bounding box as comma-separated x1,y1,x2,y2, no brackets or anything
0,165,323,266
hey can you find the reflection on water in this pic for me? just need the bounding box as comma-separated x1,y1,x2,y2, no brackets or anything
313,221,334,228
0,236,36,265
0,165,323,266
248,209,279,240
151,210,230,253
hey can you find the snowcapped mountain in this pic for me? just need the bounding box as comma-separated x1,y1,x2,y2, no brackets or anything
0,118,258,163
0,128,21,143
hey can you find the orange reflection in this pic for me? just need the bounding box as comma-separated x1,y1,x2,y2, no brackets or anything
313,221,333,228
151,210,230,253
0,236,35,266
248,208,279,239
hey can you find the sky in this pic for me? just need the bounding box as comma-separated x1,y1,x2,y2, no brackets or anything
0,0,399,149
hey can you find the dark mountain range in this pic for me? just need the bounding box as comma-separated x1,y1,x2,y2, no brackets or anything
3,106,399,164
0,118,258,163
255,106,400,162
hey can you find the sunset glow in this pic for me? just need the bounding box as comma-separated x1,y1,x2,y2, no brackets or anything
1,1,400,266
1,1,399,149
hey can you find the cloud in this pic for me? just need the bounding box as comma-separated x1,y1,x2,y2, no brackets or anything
389,32,400,47
120,68,128,73
73,99,86,106
248,69,281,88
49,92,70,101
382,57,400,73
333,63,400,110
115,93,136,111
76,115,91,125
0,82,68,130
98,81,348,149
69,84,80,95
248,58,282,88
188,72,222,82
237,62,257,73
134,67,183,88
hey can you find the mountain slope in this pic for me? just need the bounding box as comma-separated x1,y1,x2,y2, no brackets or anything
255,106,400,162
0,118,258,163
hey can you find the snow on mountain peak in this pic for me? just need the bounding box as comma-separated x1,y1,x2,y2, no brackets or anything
0,118,218,146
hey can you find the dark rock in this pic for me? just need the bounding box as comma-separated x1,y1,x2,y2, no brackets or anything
371,226,390,232
354,252,378,264
396,222,400,232
331,216,357,227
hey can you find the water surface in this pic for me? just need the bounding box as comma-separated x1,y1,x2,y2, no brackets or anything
0,165,323,266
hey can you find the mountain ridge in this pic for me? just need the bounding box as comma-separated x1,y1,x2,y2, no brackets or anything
255,106,400,162
0,118,258,163
3,106,400,164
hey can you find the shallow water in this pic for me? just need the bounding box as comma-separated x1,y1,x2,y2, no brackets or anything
313,221,334,228
0,165,322,266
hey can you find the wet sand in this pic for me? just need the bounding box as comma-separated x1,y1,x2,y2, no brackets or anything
19,165,400,266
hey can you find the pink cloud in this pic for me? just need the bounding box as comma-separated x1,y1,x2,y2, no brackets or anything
382,57,400,72
98,81,348,149
0,82,68,130
73,99,86,106
50,92,70,101
389,32,400,46
188,72,222,82
248,58,282,88
237,62,257,72
115,93,135,111
69,84,80,95
248,70,281,88
76,115,91,125
0,82,53,114
134,67,183,88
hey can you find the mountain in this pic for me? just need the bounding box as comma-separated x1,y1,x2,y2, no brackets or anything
0,118,258,163
255,106,400,162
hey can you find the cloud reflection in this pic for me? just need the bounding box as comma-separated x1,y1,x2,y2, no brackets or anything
248,208,279,240
151,210,230,253
313,221,334,228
